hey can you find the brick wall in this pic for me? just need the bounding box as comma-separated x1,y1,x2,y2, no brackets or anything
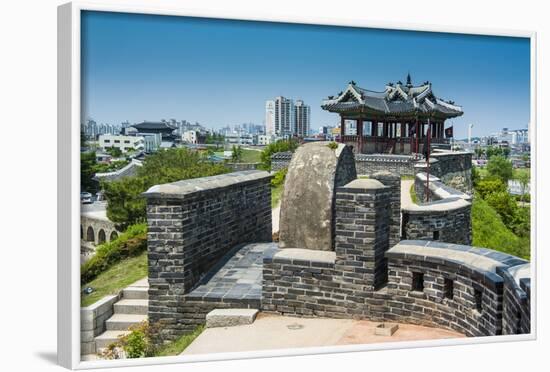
371,171,401,248
355,154,415,176
262,176,530,337
498,264,531,335
143,170,272,340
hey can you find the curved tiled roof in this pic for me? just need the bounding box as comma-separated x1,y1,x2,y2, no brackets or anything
322,78,463,119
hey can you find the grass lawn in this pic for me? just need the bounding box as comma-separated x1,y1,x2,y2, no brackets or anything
471,198,530,260
271,183,283,208
81,252,148,307
409,184,418,204
240,149,262,163
154,325,204,357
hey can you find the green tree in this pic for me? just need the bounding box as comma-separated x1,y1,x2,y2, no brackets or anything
471,166,481,187
81,151,98,193
486,155,513,183
103,148,229,226
485,191,518,227
106,147,123,158
231,145,243,163
260,139,299,170
474,147,484,159
485,146,503,159
517,171,530,203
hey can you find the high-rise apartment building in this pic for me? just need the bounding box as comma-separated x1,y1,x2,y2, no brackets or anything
265,96,310,137
294,100,310,137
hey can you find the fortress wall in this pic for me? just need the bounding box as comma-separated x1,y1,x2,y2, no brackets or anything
498,264,531,335
262,176,529,337
404,172,472,245
143,170,272,340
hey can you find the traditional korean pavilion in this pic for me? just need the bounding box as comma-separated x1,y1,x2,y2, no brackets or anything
321,75,463,155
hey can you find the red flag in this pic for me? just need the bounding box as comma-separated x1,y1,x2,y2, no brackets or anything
445,126,453,138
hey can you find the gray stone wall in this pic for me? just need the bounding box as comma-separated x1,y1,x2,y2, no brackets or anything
143,170,272,340
401,202,472,245
415,151,473,194
385,242,509,337
271,151,292,172
271,151,416,177
355,154,415,177
498,264,531,335
262,174,530,338
279,142,356,251
81,294,120,354
371,171,401,248
263,238,530,337
405,172,472,245
226,162,261,171
335,179,391,290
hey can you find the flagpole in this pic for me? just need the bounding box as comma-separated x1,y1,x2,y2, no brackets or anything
426,117,431,202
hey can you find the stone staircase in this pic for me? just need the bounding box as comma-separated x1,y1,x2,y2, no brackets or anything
94,279,149,350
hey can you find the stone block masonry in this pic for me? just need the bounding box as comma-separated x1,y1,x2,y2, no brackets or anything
262,174,529,337
403,172,472,245
498,263,531,335
371,171,401,248
143,170,272,340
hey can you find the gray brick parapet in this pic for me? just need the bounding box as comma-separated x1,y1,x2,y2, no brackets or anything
371,171,401,248
414,150,473,194
335,179,391,290
143,170,272,340
262,238,530,338
498,263,531,335
355,154,415,176
385,240,527,337
403,172,472,245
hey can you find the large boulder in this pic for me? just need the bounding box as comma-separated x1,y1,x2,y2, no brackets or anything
279,142,357,251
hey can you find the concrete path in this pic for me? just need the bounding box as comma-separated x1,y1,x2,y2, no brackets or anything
272,203,280,234
181,314,464,355
401,179,415,208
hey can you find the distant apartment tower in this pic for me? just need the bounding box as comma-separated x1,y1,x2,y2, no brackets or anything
294,100,310,137
265,100,275,136
274,96,294,137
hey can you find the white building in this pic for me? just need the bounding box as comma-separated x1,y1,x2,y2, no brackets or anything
265,100,275,136
256,135,272,146
99,134,145,153
182,130,197,144
294,100,311,137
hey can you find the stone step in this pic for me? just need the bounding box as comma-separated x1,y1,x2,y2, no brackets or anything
94,330,131,349
113,299,148,315
206,308,259,328
122,287,148,300
106,313,147,331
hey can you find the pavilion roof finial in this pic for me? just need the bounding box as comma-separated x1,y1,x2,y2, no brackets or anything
406,72,412,87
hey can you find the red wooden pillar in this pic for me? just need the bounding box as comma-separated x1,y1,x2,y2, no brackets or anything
340,116,345,143
357,119,363,153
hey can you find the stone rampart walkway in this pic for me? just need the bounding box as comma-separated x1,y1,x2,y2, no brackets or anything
186,243,278,303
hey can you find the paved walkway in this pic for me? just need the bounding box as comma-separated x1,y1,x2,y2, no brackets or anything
272,203,280,233
401,179,415,208
187,243,278,303
182,314,464,355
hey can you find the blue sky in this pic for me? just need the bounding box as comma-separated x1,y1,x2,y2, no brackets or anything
81,11,530,138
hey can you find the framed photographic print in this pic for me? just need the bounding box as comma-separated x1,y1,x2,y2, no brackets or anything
58,1,536,369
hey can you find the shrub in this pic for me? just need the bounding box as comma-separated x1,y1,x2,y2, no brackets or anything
471,197,529,260
485,191,518,227
271,168,287,188
260,139,298,170
81,223,147,284
475,178,507,199
327,141,338,150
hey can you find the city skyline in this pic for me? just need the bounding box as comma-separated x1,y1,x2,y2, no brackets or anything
82,11,530,139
